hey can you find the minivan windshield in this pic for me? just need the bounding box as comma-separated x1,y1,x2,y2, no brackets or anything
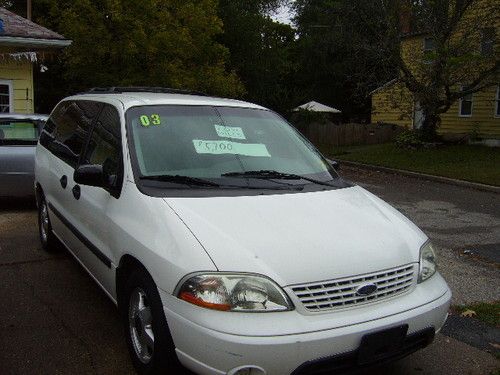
126,105,337,187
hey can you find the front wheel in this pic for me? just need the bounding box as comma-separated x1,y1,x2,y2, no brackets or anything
122,268,181,374
38,194,58,251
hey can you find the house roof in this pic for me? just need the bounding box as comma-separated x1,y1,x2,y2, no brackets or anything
293,101,342,113
0,7,71,48
369,78,399,95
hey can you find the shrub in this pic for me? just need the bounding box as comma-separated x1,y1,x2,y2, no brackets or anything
289,109,329,127
395,129,424,149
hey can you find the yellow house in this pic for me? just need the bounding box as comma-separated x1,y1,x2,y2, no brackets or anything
371,2,499,141
0,7,70,114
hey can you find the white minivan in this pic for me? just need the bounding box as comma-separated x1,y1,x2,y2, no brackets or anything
35,88,451,375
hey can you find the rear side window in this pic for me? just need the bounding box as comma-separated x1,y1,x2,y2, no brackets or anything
0,119,41,145
42,100,102,167
83,104,123,191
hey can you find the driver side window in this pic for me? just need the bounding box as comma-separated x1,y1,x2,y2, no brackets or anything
83,104,123,193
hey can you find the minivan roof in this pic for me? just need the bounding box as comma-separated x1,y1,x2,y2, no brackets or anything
66,92,267,112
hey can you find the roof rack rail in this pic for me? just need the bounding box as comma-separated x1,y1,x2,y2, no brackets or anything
81,87,207,96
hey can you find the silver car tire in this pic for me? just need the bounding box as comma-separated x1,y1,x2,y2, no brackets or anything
121,267,182,375
37,195,58,251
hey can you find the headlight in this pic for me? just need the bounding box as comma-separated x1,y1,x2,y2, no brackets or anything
176,273,293,312
418,241,437,283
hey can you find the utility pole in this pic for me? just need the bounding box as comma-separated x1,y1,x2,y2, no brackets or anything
27,0,32,20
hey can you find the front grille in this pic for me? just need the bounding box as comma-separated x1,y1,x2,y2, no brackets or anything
290,264,416,311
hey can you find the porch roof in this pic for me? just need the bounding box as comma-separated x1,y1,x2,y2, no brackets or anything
0,7,71,49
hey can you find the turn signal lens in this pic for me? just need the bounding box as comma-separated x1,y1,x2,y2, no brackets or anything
179,276,231,311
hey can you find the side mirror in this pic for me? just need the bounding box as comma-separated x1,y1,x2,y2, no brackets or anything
327,159,341,171
74,164,106,188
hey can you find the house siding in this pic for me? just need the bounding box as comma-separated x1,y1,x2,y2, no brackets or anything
0,59,34,113
371,82,413,127
372,82,500,138
440,85,500,137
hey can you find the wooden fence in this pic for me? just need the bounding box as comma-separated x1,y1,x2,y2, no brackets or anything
293,122,402,149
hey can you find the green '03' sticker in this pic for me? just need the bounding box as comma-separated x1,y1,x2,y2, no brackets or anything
140,114,162,127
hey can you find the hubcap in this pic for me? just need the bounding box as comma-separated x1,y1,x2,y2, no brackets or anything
40,202,49,243
129,288,154,364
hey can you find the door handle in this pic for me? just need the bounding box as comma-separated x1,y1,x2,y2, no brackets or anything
72,185,81,200
60,175,67,189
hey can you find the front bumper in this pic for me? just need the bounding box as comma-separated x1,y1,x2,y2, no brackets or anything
160,273,451,375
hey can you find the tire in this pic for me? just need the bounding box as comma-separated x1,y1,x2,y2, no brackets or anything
37,194,58,251
122,268,182,375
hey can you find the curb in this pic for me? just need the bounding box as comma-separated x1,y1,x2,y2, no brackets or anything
338,160,500,194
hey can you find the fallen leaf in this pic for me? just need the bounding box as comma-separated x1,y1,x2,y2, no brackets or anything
489,342,500,350
461,309,477,318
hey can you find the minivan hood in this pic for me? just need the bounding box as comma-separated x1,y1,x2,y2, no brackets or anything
164,186,427,286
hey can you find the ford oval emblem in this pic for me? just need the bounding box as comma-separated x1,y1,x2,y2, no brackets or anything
356,283,378,296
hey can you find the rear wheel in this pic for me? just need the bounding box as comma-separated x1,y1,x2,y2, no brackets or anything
38,194,58,251
122,268,181,374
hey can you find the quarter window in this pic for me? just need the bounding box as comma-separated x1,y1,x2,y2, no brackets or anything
459,87,473,117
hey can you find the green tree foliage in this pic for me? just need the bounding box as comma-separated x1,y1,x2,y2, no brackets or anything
32,0,243,112
292,0,398,121
217,0,299,113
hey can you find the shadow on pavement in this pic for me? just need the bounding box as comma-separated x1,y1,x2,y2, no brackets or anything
0,197,36,212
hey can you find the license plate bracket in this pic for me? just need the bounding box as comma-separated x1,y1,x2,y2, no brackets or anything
357,325,409,365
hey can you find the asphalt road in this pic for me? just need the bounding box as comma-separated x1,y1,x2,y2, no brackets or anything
1,169,499,375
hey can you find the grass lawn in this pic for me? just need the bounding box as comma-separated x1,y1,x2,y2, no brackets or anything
328,143,500,186
453,302,500,327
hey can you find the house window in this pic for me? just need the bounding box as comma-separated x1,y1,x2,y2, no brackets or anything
459,86,473,117
423,37,435,51
0,81,13,113
495,85,500,117
481,28,495,56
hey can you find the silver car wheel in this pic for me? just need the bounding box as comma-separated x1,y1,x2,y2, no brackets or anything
129,287,154,364
40,201,49,243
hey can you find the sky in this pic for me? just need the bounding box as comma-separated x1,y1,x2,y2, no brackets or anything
270,4,294,25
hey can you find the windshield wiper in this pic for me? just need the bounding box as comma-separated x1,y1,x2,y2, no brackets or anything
221,170,336,187
140,174,301,190
139,174,220,187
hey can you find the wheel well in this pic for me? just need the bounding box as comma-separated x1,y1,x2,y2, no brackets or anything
116,255,149,309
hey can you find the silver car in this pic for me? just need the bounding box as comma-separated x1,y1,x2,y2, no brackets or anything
0,113,48,198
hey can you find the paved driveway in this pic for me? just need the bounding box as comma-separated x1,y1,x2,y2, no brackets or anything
1,168,499,375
